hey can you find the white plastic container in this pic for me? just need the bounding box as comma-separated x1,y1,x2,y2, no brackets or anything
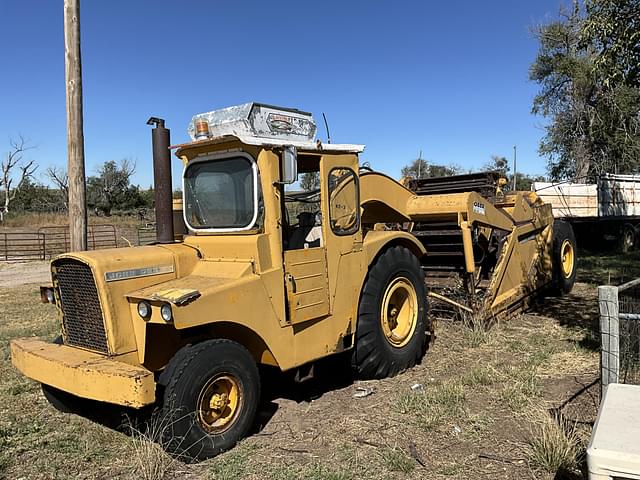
587,383,640,479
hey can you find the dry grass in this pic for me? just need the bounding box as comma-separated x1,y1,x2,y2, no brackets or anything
377,446,415,474
461,364,496,387
397,380,467,430
461,311,492,348
1,212,144,229
126,417,177,480
526,409,585,475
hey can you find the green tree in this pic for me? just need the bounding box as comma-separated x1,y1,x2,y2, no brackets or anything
514,173,547,191
483,155,510,178
530,2,640,181
87,159,136,215
582,0,640,88
401,158,461,179
12,178,61,213
300,172,320,191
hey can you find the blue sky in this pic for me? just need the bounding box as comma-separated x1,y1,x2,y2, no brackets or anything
0,1,568,188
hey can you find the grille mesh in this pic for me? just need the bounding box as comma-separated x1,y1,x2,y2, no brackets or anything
54,259,109,353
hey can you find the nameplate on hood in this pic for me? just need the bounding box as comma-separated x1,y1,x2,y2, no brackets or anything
105,265,174,282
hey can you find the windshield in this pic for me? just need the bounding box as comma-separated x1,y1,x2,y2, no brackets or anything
184,155,257,231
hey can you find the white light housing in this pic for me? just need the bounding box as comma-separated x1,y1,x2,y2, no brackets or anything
46,289,55,304
137,301,151,319
160,304,173,322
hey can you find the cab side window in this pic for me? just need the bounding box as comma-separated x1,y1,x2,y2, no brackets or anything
328,168,359,235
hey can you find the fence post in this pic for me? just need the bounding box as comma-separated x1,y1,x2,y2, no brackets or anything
599,285,620,394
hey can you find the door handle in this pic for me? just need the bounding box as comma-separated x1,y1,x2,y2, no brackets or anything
286,273,297,293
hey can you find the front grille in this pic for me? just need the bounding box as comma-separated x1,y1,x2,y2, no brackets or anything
54,258,109,353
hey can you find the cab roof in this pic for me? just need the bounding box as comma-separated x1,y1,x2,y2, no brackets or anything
172,102,365,156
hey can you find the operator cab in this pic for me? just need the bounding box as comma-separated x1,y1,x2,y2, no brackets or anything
173,103,364,251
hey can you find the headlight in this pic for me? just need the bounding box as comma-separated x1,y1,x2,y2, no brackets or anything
137,301,151,319
40,286,56,304
160,303,173,322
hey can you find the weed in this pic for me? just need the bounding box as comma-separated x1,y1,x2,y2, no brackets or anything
0,455,7,475
378,447,415,473
4,379,36,396
266,464,301,480
462,365,495,387
438,462,464,476
209,443,255,480
127,415,177,480
526,336,557,367
267,463,351,480
526,410,583,475
465,413,494,439
505,338,526,352
500,365,541,411
305,463,352,480
398,381,467,430
462,312,491,347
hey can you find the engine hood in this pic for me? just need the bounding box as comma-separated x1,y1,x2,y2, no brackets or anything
53,244,200,355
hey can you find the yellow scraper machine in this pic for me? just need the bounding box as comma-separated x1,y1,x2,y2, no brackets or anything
10,103,576,460
402,171,574,320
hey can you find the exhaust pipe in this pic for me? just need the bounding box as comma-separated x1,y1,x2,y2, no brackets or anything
147,117,174,244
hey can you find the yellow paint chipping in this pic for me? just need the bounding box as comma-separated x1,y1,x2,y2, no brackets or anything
148,288,201,305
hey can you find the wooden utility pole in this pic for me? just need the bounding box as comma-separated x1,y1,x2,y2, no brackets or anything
512,145,517,191
64,0,87,251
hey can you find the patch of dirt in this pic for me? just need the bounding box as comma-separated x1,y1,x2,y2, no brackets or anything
0,261,50,288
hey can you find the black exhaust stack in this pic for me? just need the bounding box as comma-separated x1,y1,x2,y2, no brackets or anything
147,117,174,244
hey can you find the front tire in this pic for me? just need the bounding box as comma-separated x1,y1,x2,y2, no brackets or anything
41,335,84,413
353,246,428,379
158,340,260,461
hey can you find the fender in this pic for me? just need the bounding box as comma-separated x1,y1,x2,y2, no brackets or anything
363,230,427,266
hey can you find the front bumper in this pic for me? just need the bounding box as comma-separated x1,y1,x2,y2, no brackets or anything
10,338,155,408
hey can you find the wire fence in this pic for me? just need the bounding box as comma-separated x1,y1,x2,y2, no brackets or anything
599,277,640,392
619,281,640,385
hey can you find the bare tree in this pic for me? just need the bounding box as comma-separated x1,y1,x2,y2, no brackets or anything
0,136,37,222
45,165,69,211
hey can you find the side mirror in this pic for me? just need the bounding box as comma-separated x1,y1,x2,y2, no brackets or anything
281,145,298,184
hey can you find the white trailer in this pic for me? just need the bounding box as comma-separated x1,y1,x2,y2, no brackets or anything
533,174,640,252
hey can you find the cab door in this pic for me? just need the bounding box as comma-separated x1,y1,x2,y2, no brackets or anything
319,154,365,321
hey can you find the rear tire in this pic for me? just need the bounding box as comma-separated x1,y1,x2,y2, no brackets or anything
158,339,260,462
619,223,637,253
550,220,577,295
353,246,428,379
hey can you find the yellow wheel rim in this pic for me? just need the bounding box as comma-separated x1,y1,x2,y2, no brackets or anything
380,277,418,348
560,239,574,278
197,374,242,433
